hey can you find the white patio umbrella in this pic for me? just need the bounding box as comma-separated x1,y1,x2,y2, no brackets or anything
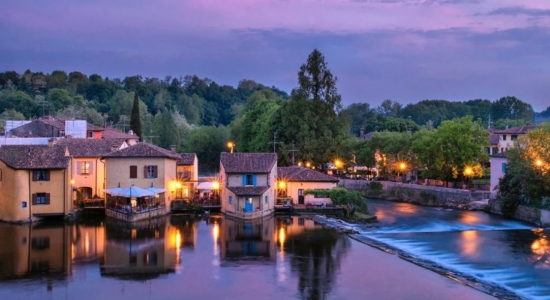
148,183,166,195
110,185,155,198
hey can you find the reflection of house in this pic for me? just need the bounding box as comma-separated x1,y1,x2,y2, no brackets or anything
102,142,179,216
0,143,73,222
220,153,277,219
71,222,105,264
277,166,338,205
169,215,199,249
0,222,71,281
101,218,177,279
176,153,198,199
57,139,127,199
220,216,275,262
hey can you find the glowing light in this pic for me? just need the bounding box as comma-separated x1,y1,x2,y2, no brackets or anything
70,179,75,185
227,141,235,153
279,227,286,248
306,162,311,168
334,159,342,168
176,182,182,189
278,181,286,189
536,159,543,167
465,167,473,176
298,162,303,167
212,181,220,190
212,223,219,241
399,162,407,170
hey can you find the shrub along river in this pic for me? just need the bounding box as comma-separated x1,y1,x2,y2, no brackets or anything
0,199,547,300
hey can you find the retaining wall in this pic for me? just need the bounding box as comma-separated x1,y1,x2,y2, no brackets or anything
488,199,550,227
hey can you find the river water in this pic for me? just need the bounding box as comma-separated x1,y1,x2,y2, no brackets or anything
0,200,546,300
355,199,550,300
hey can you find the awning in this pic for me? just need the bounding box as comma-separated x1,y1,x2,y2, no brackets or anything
106,185,155,198
197,182,216,190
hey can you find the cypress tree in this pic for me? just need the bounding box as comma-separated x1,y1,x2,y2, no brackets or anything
130,92,142,141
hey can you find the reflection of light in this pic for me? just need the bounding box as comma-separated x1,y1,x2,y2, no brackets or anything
131,229,137,240
85,232,90,254
394,203,418,214
530,229,549,264
279,227,286,248
460,213,483,225
460,230,479,256
212,223,219,241
71,243,75,260
176,230,181,248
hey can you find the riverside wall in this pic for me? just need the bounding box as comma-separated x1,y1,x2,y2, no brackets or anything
488,198,550,227
340,180,491,210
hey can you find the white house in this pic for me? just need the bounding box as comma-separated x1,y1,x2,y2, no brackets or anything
277,166,339,206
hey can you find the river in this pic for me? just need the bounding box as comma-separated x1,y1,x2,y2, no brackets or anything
0,200,545,300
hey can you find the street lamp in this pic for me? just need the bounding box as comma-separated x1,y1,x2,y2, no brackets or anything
227,141,235,153
536,159,543,168
334,159,342,178
306,162,311,168
398,162,407,182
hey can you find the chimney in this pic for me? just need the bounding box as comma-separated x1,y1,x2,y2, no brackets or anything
110,145,118,152
170,145,176,153
128,130,134,136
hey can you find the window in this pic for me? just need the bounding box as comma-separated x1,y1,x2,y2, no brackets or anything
502,135,507,141
32,237,50,250
511,135,518,140
21,201,27,208
264,195,268,204
33,170,49,181
145,165,158,179
130,166,137,178
88,131,93,138
502,163,507,173
81,161,90,175
243,174,256,186
229,196,232,205
33,193,49,205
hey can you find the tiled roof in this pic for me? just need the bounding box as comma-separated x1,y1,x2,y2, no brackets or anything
220,152,277,173
86,123,105,131
102,128,139,140
40,119,65,130
227,186,269,196
177,153,196,165
103,142,180,159
57,139,124,157
494,125,537,135
0,145,69,169
278,166,339,182
489,133,500,145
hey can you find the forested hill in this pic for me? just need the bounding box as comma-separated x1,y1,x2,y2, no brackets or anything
0,70,288,128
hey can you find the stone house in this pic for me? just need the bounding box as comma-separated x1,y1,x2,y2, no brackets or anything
277,166,339,206
176,153,199,199
220,152,277,219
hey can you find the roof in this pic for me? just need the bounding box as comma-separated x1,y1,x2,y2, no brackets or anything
56,139,124,157
178,153,197,165
227,186,269,196
0,145,70,169
103,142,180,159
489,133,500,145
278,166,339,182
40,119,65,130
494,125,537,135
102,128,139,140
220,152,277,173
86,123,105,131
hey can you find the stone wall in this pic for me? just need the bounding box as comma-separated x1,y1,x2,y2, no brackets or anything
488,198,550,227
360,181,491,210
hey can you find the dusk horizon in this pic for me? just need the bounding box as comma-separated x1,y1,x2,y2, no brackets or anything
2,0,549,110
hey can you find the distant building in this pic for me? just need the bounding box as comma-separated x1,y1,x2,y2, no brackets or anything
0,143,73,222
219,152,277,219
176,153,198,200
490,153,508,198
491,125,537,154
277,166,338,206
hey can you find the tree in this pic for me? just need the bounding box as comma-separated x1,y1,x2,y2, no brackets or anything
491,96,534,123
343,103,376,136
185,126,230,171
130,92,142,141
0,109,25,132
412,116,489,184
377,99,402,117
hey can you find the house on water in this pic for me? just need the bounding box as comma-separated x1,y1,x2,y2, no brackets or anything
220,152,277,219
0,143,73,222
102,142,180,222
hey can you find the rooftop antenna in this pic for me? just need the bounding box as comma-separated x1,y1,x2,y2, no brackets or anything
118,115,129,133
286,141,300,165
488,114,492,129
144,128,159,144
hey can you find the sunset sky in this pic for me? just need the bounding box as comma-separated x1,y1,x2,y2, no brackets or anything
1,0,549,110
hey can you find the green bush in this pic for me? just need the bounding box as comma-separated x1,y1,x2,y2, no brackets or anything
304,188,368,215
368,182,383,191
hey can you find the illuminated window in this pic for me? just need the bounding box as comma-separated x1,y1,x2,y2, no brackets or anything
81,161,90,174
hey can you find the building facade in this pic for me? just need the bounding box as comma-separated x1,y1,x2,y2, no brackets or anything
176,153,199,200
220,153,277,219
277,166,339,205
0,144,73,222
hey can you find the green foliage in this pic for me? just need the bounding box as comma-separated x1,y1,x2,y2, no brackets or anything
56,106,105,126
491,96,534,123
185,126,230,171
130,92,142,140
367,182,383,191
304,188,368,214
0,109,25,131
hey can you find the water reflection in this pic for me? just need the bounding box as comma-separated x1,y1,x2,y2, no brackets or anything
0,221,71,291
459,230,479,257
220,216,276,262
101,218,177,280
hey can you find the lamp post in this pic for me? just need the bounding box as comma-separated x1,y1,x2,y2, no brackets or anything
227,141,235,153
334,159,342,178
464,166,473,189
398,162,407,183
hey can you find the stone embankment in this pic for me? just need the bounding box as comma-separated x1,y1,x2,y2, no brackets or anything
341,179,491,211
488,199,550,227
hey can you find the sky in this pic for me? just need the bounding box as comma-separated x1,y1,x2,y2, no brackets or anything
1,0,549,110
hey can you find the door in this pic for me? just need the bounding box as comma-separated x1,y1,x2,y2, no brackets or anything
245,197,253,212
298,189,304,205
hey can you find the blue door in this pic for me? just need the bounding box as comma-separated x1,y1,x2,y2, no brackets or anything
245,198,253,212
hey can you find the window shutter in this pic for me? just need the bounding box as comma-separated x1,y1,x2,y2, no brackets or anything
32,171,37,181
89,162,94,175
242,175,246,186
144,166,148,178
77,162,82,175
45,170,50,181
252,175,257,186
45,193,50,205
153,166,158,178
130,166,137,178
32,194,37,205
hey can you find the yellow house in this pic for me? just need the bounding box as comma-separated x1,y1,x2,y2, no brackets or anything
102,142,179,217
277,166,339,206
176,153,198,199
57,139,128,200
0,144,73,223
220,152,277,219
